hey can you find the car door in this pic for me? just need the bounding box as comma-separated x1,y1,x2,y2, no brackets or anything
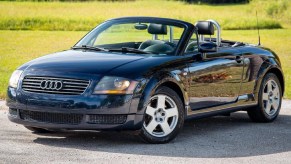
186,48,244,110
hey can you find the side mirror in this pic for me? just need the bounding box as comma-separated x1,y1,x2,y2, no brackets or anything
199,42,217,53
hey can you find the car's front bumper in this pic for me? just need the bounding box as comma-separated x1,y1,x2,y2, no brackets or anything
8,109,143,130
7,87,144,131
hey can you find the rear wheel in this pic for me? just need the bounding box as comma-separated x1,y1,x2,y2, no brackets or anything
247,73,282,122
139,86,184,144
24,126,52,133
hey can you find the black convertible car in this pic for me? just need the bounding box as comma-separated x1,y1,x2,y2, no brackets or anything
7,17,284,143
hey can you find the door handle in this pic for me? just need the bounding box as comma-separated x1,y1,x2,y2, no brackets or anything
235,56,243,63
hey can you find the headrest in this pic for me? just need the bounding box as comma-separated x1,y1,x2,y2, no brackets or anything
195,21,214,35
148,23,167,35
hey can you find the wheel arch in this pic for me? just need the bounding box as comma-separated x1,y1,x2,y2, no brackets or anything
254,60,285,101
157,81,186,107
266,67,285,95
134,73,188,116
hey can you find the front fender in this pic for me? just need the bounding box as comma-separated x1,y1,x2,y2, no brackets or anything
129,71,188,115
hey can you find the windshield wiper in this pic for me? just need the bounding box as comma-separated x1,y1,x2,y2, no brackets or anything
72,45,108,52
107,47,152,54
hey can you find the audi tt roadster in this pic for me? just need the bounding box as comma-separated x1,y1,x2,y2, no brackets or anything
7,17,284,143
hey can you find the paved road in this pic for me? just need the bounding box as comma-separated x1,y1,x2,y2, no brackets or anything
0,100,291,164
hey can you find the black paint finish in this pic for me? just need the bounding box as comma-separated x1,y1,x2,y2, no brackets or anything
7,17,284,131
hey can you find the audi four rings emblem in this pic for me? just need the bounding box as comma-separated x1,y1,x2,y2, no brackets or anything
40,80,63,90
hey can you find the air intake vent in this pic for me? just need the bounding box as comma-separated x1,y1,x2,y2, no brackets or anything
88,115,127,124
22,76,90,95
19,110,83,125
9,108,18,116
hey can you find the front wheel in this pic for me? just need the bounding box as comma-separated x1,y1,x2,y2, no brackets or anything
139,86,184,144
247,73,282,122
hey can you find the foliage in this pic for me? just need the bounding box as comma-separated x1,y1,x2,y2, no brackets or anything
177,0,249,4
0,17,282,31
0,0,134,1
266,0,288,17
0,18,99,31
0,0,290,31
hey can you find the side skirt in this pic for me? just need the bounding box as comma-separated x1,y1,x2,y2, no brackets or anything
185,94,257,120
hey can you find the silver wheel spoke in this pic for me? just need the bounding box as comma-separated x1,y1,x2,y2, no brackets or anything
157,95,166,109
263,79,281,116
267,81,273,92
166,107,178,118
262,92,269,101
145,120,158,133
160,122,171,134
272,100,279,110
145,106,156,117
265,101,271,114
273,87,280,97
143,94,179,138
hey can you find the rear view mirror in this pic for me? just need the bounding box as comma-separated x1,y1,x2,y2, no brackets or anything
199,42,217,53
134,23,148,30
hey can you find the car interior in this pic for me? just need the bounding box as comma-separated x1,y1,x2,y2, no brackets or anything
96,23,180,54
136,21,247,54
96,21,246,55
138,23,176,54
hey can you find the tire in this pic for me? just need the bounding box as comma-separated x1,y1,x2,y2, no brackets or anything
139,86,184,144
24,126,52,133
247,73,282,122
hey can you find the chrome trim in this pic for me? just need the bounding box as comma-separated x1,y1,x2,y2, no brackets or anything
169,26,173,43
206,19,221,47
40,80,63,90
22,76,90,95
238,95,249,101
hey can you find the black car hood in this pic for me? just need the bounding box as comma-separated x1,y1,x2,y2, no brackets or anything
22,50,146,75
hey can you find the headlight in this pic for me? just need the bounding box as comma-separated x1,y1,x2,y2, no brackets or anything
94,76,138,94
9,70,23,88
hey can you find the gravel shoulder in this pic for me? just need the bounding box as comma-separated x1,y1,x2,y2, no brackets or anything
0,100,291,163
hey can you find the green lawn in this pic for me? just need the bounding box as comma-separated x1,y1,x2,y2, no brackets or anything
0,0,290,99
0,0,290,30
0,30,86,99
0,29,290,99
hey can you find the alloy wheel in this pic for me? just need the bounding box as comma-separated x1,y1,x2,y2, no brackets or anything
143,94,179,137
262,79,281,116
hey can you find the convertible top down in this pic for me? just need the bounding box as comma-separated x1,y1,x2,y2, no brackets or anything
7,17,284,143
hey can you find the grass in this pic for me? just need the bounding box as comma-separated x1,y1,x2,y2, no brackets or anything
0,0,290,31
0,30,86,98
0,0,290,99
0,29,290,99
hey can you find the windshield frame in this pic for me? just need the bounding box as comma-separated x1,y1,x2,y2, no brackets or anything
74,17,193,56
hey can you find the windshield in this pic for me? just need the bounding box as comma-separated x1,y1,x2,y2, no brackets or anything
75,19,185,55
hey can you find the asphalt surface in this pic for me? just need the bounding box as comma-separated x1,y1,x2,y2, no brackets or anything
0,100,291,164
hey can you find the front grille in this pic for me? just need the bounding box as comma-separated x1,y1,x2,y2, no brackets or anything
88,115,127,124
22,76,90,95
19,110,83,125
